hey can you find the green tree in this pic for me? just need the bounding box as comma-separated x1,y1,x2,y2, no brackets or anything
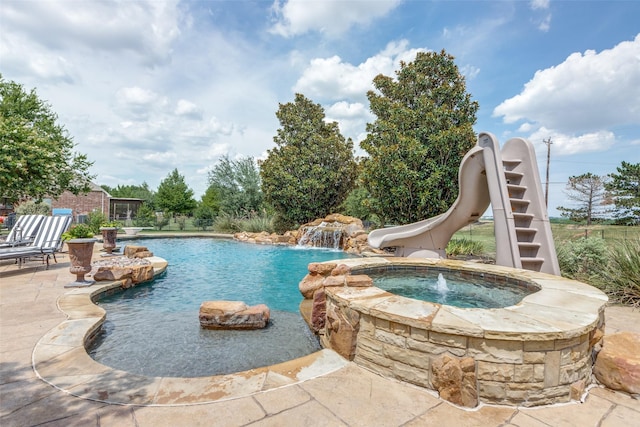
155,169,197,217
557,173,610,226
200,185,221,215
360,50,478,224
133,203,156,227
605,161,640,225
102,182,155,209
260,93,357,230
193,204,216,231
207,155,262,216
0,76,94,201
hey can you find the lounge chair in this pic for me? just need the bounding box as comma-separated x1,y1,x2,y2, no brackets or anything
0,215,72,268
0,214,45,248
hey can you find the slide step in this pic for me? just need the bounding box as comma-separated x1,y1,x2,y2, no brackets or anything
507,184,527,192
521,257,545,265
513,212,535,220
504,170,524,182
515,227,538,234
502,158,522,165
518,242,541,249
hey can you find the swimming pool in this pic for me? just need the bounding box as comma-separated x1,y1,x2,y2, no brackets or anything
88,238,356,377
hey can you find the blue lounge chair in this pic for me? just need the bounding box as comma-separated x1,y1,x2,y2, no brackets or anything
0,215,72,268
0,214,45,248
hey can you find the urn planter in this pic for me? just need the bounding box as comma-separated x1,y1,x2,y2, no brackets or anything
122,227,143,236
65,238,97,287
99,227,119,255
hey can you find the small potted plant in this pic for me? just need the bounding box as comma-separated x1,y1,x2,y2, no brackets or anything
62,224,97,287
99,221,120,256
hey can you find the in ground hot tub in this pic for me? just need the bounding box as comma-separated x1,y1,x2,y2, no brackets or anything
298,257,608,407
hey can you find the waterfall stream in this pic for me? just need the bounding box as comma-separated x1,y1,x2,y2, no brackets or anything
297,222,344,250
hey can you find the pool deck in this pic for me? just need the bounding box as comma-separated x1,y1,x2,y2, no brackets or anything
1,248,639,426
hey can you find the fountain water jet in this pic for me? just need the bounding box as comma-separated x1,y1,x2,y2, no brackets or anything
436,273,449,294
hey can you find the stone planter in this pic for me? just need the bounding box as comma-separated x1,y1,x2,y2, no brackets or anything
99,227,118,255
65,238,97,287
122,227,143,236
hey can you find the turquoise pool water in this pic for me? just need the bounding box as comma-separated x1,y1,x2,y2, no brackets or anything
368,269,535,308
89,238,355,377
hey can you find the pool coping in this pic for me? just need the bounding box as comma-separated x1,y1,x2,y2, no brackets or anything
32,256,349,406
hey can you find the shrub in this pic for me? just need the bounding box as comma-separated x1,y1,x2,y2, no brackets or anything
86,211,108,234
15,200,50,215
61,224,95,240
556,237,607,285
238,213,274,233
212,214,240,233
176,215,187,231
446,238,485,257
603,238,640,307
193,205,216,231
272,214,295,235
155,216,170,231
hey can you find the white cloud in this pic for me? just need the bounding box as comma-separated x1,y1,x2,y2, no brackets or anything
175,99,203,120
270,0,401,37
115,86,166,120
527,127,616,156
325,101,373,144
294,40,426,103
493,34,640,153
0,0,183,71
529,0,551,32
530,0,550,11
293,40,426,142
537,14,551,32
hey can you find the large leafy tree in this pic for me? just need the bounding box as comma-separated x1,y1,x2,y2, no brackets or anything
155,168,197,217
557,173,611,226
207,155,263,216
605,161,640,225
360,50,478,225
0,76,94,201
260,93,357,229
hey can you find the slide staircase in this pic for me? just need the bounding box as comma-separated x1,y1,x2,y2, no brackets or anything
368,132,560,276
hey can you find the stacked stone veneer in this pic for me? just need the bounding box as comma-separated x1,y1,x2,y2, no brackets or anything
299,257,608,407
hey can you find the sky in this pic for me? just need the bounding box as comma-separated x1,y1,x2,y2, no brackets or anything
1,0,639,218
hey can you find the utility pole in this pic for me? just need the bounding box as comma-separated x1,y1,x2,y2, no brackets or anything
543,138,552,207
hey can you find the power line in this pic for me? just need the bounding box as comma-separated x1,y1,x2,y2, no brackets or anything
544,138,552,207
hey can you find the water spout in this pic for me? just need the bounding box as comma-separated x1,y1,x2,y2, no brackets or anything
436,273,449,294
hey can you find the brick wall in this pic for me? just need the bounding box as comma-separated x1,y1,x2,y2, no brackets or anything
50,190,110,220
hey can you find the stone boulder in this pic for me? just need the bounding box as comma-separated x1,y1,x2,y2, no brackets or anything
91,256,154,284
124,245,153,258
297,214,369,251
199,301,270,330
594,331,640,394
431,354,478,408
325,297,360,360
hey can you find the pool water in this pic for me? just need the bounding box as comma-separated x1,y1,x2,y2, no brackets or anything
368,269,535,308
89,238,355,377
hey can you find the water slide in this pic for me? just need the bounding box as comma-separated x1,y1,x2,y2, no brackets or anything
367,132,560,275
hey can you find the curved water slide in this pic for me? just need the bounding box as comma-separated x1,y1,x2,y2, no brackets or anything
367,132,560,275
367,144,491,258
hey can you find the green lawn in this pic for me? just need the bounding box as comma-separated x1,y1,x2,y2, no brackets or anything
452,220,640,258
